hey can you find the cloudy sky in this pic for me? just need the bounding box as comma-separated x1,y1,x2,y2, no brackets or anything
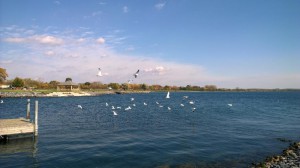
0,0,299,88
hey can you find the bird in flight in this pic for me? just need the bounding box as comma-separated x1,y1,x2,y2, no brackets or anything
97,68,102,77
133,69,140,78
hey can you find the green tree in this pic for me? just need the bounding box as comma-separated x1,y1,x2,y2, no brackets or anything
108,83,120,90
121,83,129,90
0,67,8,84
12,77,25,87
140,83,148,90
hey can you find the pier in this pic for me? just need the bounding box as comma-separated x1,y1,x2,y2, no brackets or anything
0,99,38,141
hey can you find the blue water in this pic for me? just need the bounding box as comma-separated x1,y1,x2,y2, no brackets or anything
0,92,300,168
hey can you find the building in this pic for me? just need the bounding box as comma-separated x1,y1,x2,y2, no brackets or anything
57,78,80,91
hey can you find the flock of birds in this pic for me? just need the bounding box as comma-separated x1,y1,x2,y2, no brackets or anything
74,67,234,116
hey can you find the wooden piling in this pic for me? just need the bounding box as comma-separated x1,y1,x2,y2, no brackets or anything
26,99,30,119
34,101,38,136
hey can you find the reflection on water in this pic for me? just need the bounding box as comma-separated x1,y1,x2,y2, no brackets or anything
0,137,39,167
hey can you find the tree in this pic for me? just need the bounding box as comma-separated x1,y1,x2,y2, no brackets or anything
140,83,148,90
12,77,25,88
0,67,8,84
108,83,120,90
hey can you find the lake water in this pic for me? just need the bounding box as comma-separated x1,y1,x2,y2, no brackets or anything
1,92,300,168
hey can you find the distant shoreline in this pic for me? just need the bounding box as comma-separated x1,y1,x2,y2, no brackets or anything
0,89,299,98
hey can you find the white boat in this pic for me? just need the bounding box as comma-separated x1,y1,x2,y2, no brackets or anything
166,91,170,98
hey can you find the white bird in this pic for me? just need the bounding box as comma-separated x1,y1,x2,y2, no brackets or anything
112,106,115,109
159,105,164,108
105,102,108,106
97,68,102,77
180,104,184,107
0,100,3,103
192,107,196,112
183,96,188,99
132,104,136,107
113,111,118,116
131,98,135,101
77,105,82,109
128,79,133,84
144,102,147,106
117,106,122,109
228,104,233,107
168,107,171,111
156,101,159,105
125,106,132,111
133,69,140,78
189,101,195,105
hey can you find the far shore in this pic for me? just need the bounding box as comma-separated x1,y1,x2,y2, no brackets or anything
0,90,152,98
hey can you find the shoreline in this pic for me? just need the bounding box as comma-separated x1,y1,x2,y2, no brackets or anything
0,90,151,98
252,141,300,168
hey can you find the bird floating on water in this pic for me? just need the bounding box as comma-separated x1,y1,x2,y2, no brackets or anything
77,105,82,109
183,96,188,99
156,101,159,105
125,106,132,111
192,107,196,112
106,102,108,106
113,111,118,116
228,104,233,107
117,106,122,109
189,101,195,105
168,107,171,111
144,102,147,106
112,106,115,109
180,104,184,107
131,98,135,101
0,100,3,103
133,69,140,78
132,104,136,107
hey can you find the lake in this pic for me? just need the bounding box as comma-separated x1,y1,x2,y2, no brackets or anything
1,92,300,167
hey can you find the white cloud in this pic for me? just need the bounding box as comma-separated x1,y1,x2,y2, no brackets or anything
123,6,129,13
155,2,166,10
31,35,64,45
96,37,105,44
45,51,55,56
4,35,64,45
77,38,86,43
4,37,26,43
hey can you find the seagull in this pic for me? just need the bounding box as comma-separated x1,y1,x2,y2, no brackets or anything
106,102,109,106
192,107,196,112
144,102,147,106
97,68,102,77
77,105,82,109
159,105,164,108
128,79,133,84
156,101,159,105
125,106,132,111
183,96,189,99
133,69,140,78
168,107,171,111
131,98,135,101
112,106,115,109
0,100,3,103
113,111,118,116
189,101,195,105
228,104,233,107
117,106,122,109
132,104,136,107
180,104,184,107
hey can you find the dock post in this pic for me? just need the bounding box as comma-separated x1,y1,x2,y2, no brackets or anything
26,99,30,119
34,100,38,136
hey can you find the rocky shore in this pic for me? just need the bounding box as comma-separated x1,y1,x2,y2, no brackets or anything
252,142,300,168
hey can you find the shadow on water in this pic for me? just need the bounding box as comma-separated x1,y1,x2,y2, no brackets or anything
0,137,39,167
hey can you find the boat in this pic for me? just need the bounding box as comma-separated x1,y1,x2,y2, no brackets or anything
166,91,170,98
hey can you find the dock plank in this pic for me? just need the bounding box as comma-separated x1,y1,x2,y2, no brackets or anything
0,118,34,135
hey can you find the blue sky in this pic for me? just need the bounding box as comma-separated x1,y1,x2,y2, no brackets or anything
0,0,299,88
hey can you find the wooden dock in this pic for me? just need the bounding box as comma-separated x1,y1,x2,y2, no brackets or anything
0,100,38,141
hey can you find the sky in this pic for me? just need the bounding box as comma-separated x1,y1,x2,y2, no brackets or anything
0,0,299,89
